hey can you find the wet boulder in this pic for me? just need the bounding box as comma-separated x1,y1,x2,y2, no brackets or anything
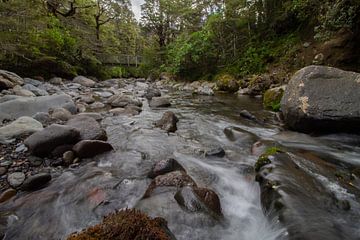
175,186,222,218
67,115,107,141
144,170,197,198
144,88,161,100
20,173,52,191
148,158,186,178
155,111,178,133
24,124,80,157
72,140,113,158
205,147,225,158
281,65,360,133
149,97,171,108
263,85,285,111
108,94,142,108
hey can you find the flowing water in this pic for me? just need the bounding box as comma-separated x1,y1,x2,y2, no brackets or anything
1,88,360,240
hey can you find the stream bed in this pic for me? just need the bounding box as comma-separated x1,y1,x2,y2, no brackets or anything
1,86,360,240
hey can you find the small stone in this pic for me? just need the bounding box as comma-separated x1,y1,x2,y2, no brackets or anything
63,151,75,165
21,173,52,191
73,140,113,158
155,111,178,133
0,167,7,176
148,158,185,178
7,172,26,188
240,110,257,121
89,102,105,109
28,156,44,167
0,161,12,167
15,144,27,153
205,147,225,158
0,188,17,203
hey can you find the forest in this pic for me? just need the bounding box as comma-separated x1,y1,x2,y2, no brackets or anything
1,0,359,81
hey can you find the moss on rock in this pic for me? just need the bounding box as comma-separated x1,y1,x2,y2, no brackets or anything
67,209,175,240
263,86,285,111
215,74,239,93
255,147,282,172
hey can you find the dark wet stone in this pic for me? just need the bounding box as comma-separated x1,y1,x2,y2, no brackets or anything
148,158,185,179
21,173,51,191
155,111,178,133
63,151,75,165
240,110,257,121
0,167,7,176
144,88,161,100
67,115,107,141
175,186,222,217
73,140,113,158
144,170,197,198
0,188,16,203
24,124,80,157
205,147,225,158
28,156,44,167
51,144,74,158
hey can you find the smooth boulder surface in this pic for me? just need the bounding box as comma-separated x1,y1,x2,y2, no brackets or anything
149,97,171,108
0,94,75,121
155,111,178,133
256,152,360,240
0,70,23,90
72,140,113,158
66,115,107,141
21,173,52,191
24,124,80,157
175,186,222,218
7,172,26,188
73,76,96,87
281,65,360,133
12,85,35,97
0,117,43,144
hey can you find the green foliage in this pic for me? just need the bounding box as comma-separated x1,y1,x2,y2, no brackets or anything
255,147,282,172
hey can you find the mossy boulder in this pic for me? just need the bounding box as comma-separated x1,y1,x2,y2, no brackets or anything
248,74,276,96
215,74,239,93
263,85,286,111
67,209,176,240
255,147,282,172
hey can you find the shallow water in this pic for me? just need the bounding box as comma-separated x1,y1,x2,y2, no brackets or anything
1,89,360,240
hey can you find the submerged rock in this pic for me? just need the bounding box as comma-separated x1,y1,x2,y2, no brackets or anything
72,140,113,158
205,147,225,158
148,158,186,178
24,124,80,157
67,115,107,141
67,209,176,240
281,65,360,133
155,111,178,133
175,186,222,218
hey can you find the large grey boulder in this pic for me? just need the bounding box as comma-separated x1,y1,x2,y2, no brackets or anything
281,65,360,133
66,115,107,141
24,124,80,157
0,117,43,144
73,76,96,87
12,85,35,97
23,84,48,96
0,94,75,121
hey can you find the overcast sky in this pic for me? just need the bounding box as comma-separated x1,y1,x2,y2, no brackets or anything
131,0,144,21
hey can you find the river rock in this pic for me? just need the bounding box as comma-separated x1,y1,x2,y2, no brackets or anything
281,66,360,133
49,77,63,85
0,94,75,121
50,107,72,121
63,151,75,165
144,170,197,198
94,91,113,98
0,167,7,176
28,156,44,167
155,111,178,133
0,188,17,203
0,70,23,90
175,186,222,217
24,124,80,157
22,84,48,96
80,94,95,104
67,115,107,141
148,158,186,178
109,94,142,108
205,147,225,158
73,140,113,158
32,112,51,125
77,112,103,121
89,102,105,109
239,110,257,121
12,85,35,97
21,173,52,191
23,78,42,87
0,117,43,144
7,172,26,188
73,76,96,87
149,97,171,108
144,88,161,100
